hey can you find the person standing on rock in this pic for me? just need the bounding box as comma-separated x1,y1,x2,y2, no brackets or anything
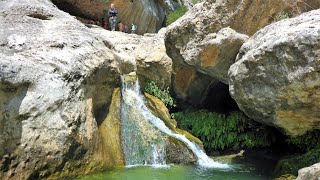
108,3,118,31
131,23,137,34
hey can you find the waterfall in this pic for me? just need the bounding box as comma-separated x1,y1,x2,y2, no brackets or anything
120,74,229,168
120,77,166,167
164,0,175,11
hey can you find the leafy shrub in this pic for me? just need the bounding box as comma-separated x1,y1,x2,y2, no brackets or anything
166,6,188,25
144,81,176,109
172,110,276,151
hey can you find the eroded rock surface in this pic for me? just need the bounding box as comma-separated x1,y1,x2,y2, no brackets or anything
164,0,290,105
0,0,172,179
89,28,172,89
228,10,320,136
51,0,166,34
0,0,121,179
165,0,320,106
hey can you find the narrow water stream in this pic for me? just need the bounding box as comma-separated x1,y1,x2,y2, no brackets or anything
120,77,166,166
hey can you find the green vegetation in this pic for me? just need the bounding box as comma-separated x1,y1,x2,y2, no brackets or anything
286,130,320,151
276,148,320,176
276,130,320,176
144,81,176,109
192,0,201,4
166,6,188,25
273,11,291,22
172,110,276,151
274,174,296,180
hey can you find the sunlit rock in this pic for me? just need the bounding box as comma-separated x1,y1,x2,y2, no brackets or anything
228,10,320,136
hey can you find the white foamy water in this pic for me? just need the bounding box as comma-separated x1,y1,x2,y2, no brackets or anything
164,0,175,10
121,77,229,168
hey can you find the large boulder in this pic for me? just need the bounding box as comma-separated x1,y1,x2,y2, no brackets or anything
165,0,291,78
228,10,320,136
0,0,172,179
297,163,320,180
90,28,173,89
165,0,320,106
164,0,289,105
51,0,166,34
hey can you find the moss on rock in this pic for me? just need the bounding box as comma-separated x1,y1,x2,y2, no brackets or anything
96,88,124,168
48,159,105,179
274,174,297,180
145,92,204,163
275,149,320,176
145,93,177,130
166,137,197,164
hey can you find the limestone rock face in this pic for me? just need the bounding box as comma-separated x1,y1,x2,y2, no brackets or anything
51,0,166,34
97,89,124,168
286,0,320,15
297,163,320,180
228,10,320,136
90,28,173,89
164,0,291,104
173,27,248,84
165,0,320,106
172,64,218,106
0,0,121,179
0,0,172,178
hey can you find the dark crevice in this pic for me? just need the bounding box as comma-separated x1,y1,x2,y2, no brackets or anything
27,14,51,20
94,104,109,126
0,155,15,172
202,82,239,114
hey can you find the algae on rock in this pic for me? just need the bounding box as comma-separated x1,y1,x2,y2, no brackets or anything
96,88,124,168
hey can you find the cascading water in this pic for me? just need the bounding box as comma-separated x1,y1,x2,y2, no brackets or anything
121,76,167,167
120,74,229,168
163,0,175,11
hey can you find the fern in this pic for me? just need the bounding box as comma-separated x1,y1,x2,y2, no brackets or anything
172,110,276,151
144,81,176,109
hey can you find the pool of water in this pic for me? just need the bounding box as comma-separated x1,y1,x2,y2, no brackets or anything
77,160,271,180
